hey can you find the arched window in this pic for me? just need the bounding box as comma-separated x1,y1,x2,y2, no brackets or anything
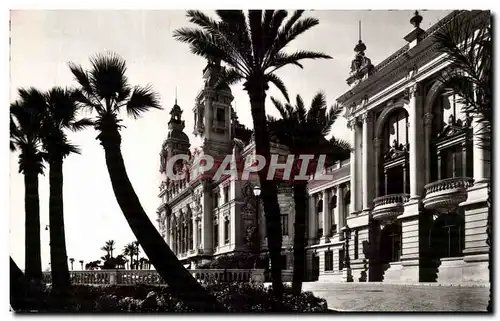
330,195,337,234
316,199,323,238
224,217,230,244
344,190,351,218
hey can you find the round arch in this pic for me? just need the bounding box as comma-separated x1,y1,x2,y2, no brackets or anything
424,68,469,115
374,100,409,139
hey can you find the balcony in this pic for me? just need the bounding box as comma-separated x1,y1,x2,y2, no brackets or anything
372,194,410,221
423,177,474,213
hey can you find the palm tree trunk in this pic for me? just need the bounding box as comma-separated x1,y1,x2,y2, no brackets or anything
291,183,307,295
24,167,42,283
98,129,225,312
48,156,71,294
247,88,284,301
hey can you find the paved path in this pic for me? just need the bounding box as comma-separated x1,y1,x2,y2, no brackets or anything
299,282,489,312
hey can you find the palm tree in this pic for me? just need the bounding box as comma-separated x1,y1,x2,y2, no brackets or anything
433,11,491,312
115,255,127,269
173,10,332,298
68,52,223,312
40,87,92,295
101,240,116,257
69,258,74,271
10,88,46,283
134,241,140,269
123,243,136,269
79,260,84,270
268,92,350,295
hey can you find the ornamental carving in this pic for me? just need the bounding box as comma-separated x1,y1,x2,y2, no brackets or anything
384,139,408,161
437,114,472,139
240,183,257,220
192,191,202,214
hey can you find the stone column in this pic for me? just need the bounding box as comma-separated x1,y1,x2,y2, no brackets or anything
332,187,339,235
362,112,374,210
472,116,490,183
373,138,382,197
202,181,213,253
322,189,331,241
348,119,359,214
308,194,317,244
423,113,434,185
408,83,425,199
192,217,198,251
337,185,344,241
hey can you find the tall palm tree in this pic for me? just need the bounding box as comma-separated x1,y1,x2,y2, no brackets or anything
79,260,84,270
123,243,136,269
10,88,46,283
433,11,491,312
268,92,350,294
101,240,116,257
134,241,140,269
69,52,223,312
69,258,74,271
173,10,332,298
40,87,92,295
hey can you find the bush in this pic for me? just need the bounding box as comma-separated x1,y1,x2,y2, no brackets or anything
14,282,327,313
197,253,269,270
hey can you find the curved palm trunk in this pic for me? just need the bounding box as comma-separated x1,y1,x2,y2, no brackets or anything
24,167,42,283
248,88,284,300
98,129,225,312
291,183,307,295
48,156,71,294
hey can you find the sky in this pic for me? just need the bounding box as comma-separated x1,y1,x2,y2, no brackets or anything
9,9,452,270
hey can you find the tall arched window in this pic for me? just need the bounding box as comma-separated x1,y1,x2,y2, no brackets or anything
330,195,338,234
316,199,323,238
344,190,351,219
224,217,230,244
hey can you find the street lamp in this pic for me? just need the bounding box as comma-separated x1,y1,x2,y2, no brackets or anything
253,186,261,269
341,224,353,282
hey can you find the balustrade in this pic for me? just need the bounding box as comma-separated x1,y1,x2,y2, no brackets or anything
423,177,474,213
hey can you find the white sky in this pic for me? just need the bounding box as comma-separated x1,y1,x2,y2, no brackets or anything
8,9,453,270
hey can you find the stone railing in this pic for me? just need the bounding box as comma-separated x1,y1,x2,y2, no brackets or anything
372,193,410,221
42,269,265,286
424,177,474,194
373,193,410,208
423,177,474,213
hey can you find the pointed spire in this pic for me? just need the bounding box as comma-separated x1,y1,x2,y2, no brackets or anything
354,20,366,53
175,86,178,105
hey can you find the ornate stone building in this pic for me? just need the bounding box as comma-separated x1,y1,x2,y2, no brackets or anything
156,59,295,269
157,10,490,284
306,10,490,284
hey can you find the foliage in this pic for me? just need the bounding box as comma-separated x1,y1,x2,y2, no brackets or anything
197,253,269,270
13,283,328,313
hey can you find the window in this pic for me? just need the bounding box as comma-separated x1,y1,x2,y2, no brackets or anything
339,249,345,270
216,108,225,123
441,145,466,179
281,214,289,236
432,214,464,258
223,185,230,204
344,190,351,218
354,230,359,260
197,222,202,247
325,251,334,271
281,255,287,269
330,195,337,234
188,220,193,250
213,192,219,209
214,223,219,248
317,199,323,238
224,218,230,244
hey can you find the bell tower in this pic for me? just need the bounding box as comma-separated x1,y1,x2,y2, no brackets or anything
159,99,191,174
193,59,233,157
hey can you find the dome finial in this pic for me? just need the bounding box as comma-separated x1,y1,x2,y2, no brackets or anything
410,10,423,29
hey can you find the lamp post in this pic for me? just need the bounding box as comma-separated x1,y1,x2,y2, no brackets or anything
341,224,353,282
253,186,261,269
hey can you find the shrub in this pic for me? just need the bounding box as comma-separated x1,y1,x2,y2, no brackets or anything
197,253,269,270
13,282,327,313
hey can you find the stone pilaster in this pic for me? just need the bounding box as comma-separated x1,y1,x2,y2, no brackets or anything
472,116,490,184
337,185,345,241
332,187,339,235
308,194,317,244
202,181,213,253
322,189,331,241
423,112,434,185
192,216,198,251
348,119,360,213
361,112,374,210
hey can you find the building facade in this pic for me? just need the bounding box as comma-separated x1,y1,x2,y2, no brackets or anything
157,10,491,284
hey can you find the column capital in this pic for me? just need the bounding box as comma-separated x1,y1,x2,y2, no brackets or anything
361,111,374,124
423,112,434,127
331,185,338,195
404,82,422,100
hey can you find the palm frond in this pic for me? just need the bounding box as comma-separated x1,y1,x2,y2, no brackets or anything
70,117,95,132
68,62,93,95
88,52,130,105
270,96,288,119
265,73,289,102
126,85,162,119
269,50,332,73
